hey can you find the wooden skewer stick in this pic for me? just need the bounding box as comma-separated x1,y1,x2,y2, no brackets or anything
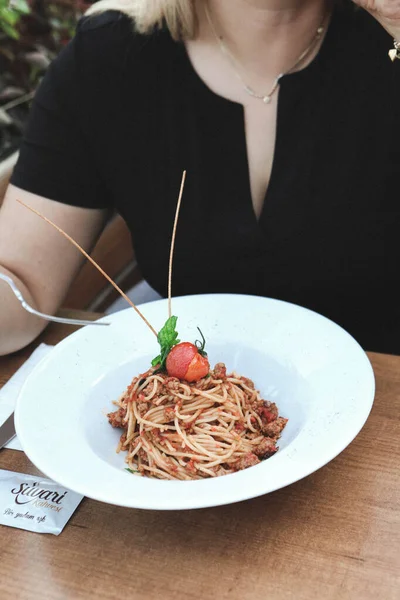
168,170,186,319
16,199,158,337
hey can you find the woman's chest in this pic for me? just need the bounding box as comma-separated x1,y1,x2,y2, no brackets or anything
83,48,400,293
108,113,397,298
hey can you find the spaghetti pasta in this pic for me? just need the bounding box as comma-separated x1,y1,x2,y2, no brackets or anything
108,362,287,480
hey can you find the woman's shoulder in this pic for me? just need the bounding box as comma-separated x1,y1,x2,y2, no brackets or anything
77,9,134,43
47,9,173,94
79,9,128,32
75,10,169,65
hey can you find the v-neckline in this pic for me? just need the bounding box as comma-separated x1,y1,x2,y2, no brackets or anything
173,5,339,227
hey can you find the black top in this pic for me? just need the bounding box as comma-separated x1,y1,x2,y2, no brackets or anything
11,4,400,354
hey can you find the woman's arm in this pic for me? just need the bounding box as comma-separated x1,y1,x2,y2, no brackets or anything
0,184,108,355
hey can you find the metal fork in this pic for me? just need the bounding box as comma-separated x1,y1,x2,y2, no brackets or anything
0,272,110,326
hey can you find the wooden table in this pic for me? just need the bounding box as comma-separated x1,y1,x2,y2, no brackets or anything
0,315,399,600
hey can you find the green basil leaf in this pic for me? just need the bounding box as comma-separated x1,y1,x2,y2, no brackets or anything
151,355,161,367
151,316,180,372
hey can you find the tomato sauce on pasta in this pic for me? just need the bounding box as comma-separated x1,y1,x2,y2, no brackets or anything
108,362,287,480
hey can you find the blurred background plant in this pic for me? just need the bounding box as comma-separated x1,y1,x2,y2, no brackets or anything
0,0,93,161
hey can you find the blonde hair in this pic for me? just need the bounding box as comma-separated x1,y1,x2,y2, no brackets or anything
85,0,197,40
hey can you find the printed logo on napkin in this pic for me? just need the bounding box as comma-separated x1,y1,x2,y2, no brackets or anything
0,469,83,535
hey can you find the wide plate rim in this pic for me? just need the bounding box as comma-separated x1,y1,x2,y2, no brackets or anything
15,293,375,510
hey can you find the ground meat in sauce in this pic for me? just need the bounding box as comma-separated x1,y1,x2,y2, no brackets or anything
257,402,279,427
261,416,288,437
107,407,126,428
232,452,260,471
213,363,227,380
164,406,176,422
165,377,181,391
137,401,149,416
243,397,264,411
254,437,278,458
150,428,163,442
234,420,246,432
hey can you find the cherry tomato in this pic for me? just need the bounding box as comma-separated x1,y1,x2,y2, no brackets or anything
166,342,210,382
185,351,210,382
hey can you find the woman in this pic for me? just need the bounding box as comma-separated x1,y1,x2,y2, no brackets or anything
0,0,399,356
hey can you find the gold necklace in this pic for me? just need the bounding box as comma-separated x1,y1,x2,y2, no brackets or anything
204,3,326,105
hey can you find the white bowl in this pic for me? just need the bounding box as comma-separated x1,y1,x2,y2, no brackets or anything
15,294,375,510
